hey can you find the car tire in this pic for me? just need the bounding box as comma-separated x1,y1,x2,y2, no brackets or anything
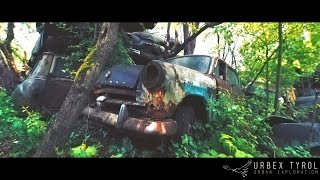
174,106,196,137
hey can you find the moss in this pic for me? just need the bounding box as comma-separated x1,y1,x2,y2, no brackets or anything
75,46,97,80
74,33,133,80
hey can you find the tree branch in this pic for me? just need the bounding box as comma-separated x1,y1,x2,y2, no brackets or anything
4,23,14,52
167,22,221,58
245,45,280,94
165,22,171,55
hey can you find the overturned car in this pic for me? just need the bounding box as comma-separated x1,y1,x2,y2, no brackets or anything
82,55,242,136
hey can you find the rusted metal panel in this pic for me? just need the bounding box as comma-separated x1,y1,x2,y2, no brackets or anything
215,78,232,93
94,87,136,97
82,107,177,135
83,107,118,126
138,60,217,119
103,98,145,106
97,65,144,89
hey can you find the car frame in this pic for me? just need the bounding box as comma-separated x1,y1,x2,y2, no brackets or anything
82,55,242,136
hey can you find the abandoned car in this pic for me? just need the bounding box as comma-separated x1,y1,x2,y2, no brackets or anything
82,55,242,136
11,52,81,115
12,22,160,115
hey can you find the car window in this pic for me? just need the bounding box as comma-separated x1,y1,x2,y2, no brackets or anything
214,59,227,80
167,56,211,73
30,54,53,77
227,67,239,86
52,57,81,78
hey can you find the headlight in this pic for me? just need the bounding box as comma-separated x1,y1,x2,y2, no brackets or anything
142,61,165,90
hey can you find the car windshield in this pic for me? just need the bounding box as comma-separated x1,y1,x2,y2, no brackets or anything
30,54,53,77
167,55,211,73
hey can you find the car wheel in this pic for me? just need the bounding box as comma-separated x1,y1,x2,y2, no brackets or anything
174,106,196,137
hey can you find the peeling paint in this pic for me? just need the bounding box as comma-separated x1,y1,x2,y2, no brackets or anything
182,84,210,99
138,60,217,119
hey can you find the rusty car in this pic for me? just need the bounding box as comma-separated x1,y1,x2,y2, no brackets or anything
11,52,81,115
10,22,179,117
82,55,242,136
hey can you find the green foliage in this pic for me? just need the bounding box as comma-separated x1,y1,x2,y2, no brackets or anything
170,92,313,158
108,137,135,158
0,89,47,157
54,131,102,158
108,34,134,67
276,145,311,158
171,134,209,157
66,30,133,79
69,143,98,158
238,23,320,89
55,147,67,158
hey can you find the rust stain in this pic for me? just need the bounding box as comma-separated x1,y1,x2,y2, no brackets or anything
153,88,165,101
145,87,170,118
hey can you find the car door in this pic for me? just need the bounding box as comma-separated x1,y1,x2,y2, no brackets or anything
42,55,80,113
12,52,54,110
214,59,233,94
226,66,242,96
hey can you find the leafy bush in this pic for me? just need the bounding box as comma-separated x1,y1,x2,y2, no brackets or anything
69,143,98,158
108,137,135,158
108,35,134,67
171,92,311,158
0,89,47,157
277,145,311,157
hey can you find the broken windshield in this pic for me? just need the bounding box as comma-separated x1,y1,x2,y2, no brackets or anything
167,55,211,74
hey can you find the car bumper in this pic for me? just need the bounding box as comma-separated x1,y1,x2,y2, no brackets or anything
81,105,177,136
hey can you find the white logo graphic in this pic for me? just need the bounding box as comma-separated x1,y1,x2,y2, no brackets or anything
223,160,253,177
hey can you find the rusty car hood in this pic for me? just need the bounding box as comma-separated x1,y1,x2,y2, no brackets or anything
97,65,145,89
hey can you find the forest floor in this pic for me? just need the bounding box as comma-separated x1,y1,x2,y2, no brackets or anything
67,115,175,157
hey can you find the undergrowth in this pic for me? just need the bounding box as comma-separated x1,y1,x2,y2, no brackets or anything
0,88,47,157
170,93,311,158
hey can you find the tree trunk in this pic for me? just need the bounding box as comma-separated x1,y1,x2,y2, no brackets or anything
168,22,220,58
183,22,199,55
0,51,7,68
165,22,171,55
5,23,14,48
183,23,189,55
1,22,20,78
35,23,119,157
0,23,20,92
274,22,283,114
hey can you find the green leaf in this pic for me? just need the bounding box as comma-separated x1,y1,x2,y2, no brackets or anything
198,153,213,158
235,149,253,158
217,154,228,158
85,146,98,157
220,133,234,141
208,150,219,157
111,153,124,158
